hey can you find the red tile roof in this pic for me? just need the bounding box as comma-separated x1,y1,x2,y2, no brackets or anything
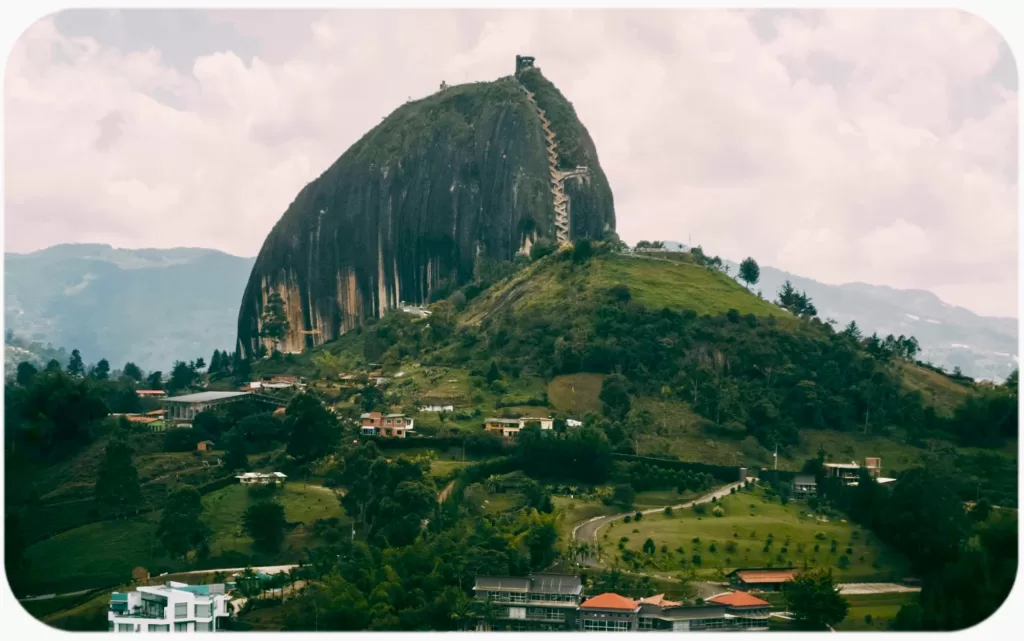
736,569,796,584
581,593,639,611
708,591,771,607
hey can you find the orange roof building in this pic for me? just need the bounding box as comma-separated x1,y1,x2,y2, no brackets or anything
727,568,797,591
707,591,771,608
580,593,639,611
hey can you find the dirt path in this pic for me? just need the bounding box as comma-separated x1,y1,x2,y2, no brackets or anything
438,480,456,504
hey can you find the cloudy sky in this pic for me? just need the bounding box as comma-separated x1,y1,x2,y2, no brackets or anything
4,9,1018,317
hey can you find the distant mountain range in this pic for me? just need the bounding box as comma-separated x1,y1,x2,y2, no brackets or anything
3,242,1016,381
4,244,254,373
661,241,1017,381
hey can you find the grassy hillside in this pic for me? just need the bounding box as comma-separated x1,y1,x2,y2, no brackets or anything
901,362,973,416
606,486,909,582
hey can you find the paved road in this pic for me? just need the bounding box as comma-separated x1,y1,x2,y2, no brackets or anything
438,480,456,504
571,481,745,567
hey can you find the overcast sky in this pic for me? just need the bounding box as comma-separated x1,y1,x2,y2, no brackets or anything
4,9,1018,317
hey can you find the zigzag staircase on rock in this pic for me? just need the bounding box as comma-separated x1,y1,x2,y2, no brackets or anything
519,84,590,245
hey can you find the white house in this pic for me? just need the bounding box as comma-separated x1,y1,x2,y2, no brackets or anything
235,472,287,485
566,418,583,428
108,581,231,633
420,404,456,413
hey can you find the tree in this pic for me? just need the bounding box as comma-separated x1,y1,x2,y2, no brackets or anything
842,321,862,342
194,357,206,371
286,393,341,461
600,374,632,420
259,292,291,352
738,257,760,287
613,484,635,509
223,429,249,471
92,358,111,380
146,371,164,390
168,360,197,394
157,485,209,560
243,501,287,553
643,538,656,555
122,362,143,381
784,568,849,630
67,349,85,376
485,361,501,384
95,438,143,514
15,361,37,387
45,359,62,372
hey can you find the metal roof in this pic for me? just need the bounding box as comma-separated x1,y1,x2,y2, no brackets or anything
474,577,531,592
530,574,583,595
163,391,251,403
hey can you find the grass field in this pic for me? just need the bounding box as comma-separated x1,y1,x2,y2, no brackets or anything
23,483,347,594
548,373,606,414
835,592,918,631
901,363,973,416
603,487,909,582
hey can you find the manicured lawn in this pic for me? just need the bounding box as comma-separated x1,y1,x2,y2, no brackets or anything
835,592,918,631
548,373,606,414
604,487,909,582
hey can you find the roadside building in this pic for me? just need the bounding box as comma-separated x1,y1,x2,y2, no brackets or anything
108,581,231,632
473,574,584,631
791,474,817,499
485,418,523,441
727,568,797,592
360,412,414,437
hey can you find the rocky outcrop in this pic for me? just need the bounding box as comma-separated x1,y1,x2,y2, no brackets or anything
236,60,615,357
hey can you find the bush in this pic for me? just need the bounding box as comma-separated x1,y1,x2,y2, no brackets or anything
838,554,851,569
693,503,707,516
815,532,827,541
864,615,873,625
814,543,821,553
664,506,673,517
624,516,632,523
845,547,853,555
709,542,718,553
635,512,643,521
712,506,725,517
691,554,702,566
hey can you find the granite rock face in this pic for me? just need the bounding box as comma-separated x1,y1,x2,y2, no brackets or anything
237,63,615,356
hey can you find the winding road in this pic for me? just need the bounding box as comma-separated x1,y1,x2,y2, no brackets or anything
571,481,745,567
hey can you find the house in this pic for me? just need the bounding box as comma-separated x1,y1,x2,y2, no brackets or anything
420,404,456,413
566,418,583,428
197,440,215,452
484,417,555,441
485,418,524,441
136,389,167,398
473,574,584,631
791,474,817,499
108,581,231,632
727,568,797,592
235,472,287,486
703,591,772,630
579,593,641,631
360,412,414,437
823,462,862,485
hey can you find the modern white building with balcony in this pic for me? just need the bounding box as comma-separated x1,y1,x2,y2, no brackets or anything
107,581,231,633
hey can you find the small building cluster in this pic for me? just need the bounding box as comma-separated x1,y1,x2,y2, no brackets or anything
789,456,895,498
360,412,415,438
108,581,231,633
472,573,772,632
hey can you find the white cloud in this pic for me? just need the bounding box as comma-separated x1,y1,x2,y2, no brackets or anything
4,9,1017,317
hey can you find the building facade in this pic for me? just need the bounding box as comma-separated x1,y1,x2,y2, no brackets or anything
108,581,230,633
162,391,280,427
484,417,554,441
235,472,287,485
360,412,414,437
473,574,584,631
791,474,817,498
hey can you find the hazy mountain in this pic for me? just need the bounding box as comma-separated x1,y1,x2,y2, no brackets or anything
660,241,1016,381
4,243,255,373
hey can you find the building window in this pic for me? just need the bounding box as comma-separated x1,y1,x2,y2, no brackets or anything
117,624,135,632
639,617,654,630
174,622,190,632
195,621,212,632
175,602,188,619
195,603,212,618
509,606,526,620
147,624,170,632
583,619,629,631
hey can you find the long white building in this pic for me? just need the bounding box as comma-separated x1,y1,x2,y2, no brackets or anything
107,581,231,633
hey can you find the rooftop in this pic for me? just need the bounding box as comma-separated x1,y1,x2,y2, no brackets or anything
639,593,682,607
581,593,639,611
793,475,817,484
824,462,861,469
733,569,797,584
708,591,771,608
473,574,582,595
164,391,251,403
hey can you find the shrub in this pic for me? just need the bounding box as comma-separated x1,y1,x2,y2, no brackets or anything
780,547,788,554
730,487,736,494
693,503,707,516
620,536,629,543
624,516,632,523
709,542,718,553
733,532,739,538
814,543,821,553
692,537,701,544
838,555,851,569
814,532,827,541
711,496,717,503
845,547,853,555
635,512,643,521
691,554,702,566
726,541,738,554
864,614,873,625
712,506,725,517
664,506,673,517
